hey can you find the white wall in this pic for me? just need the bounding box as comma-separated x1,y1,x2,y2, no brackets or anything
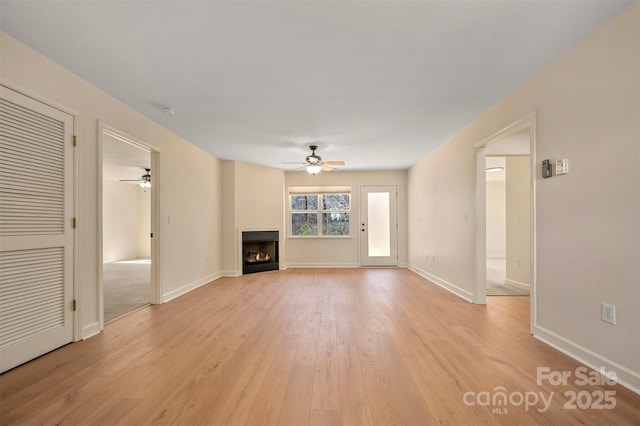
486,180,506,259
221,161,285,276
505,156,530,287
102,181,150,262
284,170,407,268
1,33,223,338
408,3,639,390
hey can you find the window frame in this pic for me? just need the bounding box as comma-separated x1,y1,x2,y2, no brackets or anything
289,192,351,238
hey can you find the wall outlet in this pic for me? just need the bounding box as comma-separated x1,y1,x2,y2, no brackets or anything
515,258,520,267
601,303,616,325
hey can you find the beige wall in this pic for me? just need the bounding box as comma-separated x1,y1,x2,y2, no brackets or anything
221,161,285,275
284,170,407,267
220,161,237,275
486,180,506,259
408,3,639,388
1,33,223,337
505,156,530,286
102,181,150,263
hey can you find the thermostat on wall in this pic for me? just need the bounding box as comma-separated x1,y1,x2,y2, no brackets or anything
542,160,552,178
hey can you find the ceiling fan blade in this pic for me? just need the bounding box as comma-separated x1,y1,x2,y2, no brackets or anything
321,165,334,171
119,179,141,182
323,161,345,166
282,162,306,165
296,164,308,171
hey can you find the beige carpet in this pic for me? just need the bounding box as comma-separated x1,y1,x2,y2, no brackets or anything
486,258,529,296
103,259,150,322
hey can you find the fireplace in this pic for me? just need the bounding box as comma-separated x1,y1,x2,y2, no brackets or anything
242,231,279,275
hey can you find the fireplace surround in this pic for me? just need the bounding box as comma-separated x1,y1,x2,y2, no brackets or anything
242,230,279,275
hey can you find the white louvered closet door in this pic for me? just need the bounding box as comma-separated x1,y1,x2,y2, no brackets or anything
0,86,74,373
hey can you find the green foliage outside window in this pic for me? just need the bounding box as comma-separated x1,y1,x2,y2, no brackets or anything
290,193,350,237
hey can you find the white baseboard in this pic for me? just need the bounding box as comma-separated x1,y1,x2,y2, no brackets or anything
408,265,474,302
81,322,101,340
220,270,240,277
534,326,640,395
163,272,222,303
505,278,530,290
286,263,360,269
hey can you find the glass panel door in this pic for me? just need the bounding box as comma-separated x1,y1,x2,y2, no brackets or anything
360,185,397,266
367,192,390,256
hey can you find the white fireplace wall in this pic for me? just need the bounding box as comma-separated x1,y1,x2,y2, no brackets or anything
221,160,285,276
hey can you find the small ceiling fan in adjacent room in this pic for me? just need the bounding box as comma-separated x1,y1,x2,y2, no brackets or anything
283,145,345,175
119,168,151,188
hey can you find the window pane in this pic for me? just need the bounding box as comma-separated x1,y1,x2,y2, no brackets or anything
291,213,318,236
322,212,350,236
322,194,349,211
290,195,318,211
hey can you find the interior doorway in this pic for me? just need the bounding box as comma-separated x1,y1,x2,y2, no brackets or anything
474,113,536,333
485,152,531,296
99,124,160,326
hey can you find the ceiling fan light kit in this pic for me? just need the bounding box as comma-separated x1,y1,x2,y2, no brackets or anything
306,165,322,175
288,145,345,175
119,167,151,188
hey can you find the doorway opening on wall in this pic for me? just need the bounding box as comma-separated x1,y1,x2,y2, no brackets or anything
474,113,536,333
485,151,531,296
99,125,160,326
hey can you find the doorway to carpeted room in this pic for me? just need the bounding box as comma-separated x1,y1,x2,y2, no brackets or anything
103,259,151,322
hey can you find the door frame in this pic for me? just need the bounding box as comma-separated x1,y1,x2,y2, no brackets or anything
97,122,161,330
359,184,399,267
473,111,537,334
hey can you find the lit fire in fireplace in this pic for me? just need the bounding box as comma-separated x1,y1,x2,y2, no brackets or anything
245,251,271,263
256,253,270,262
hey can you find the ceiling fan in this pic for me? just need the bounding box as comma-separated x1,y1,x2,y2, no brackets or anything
284,145,345,175
119,168,151,188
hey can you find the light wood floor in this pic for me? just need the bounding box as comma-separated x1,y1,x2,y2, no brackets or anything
1,268,639,425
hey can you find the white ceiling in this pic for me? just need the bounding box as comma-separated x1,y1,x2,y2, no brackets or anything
1,1,632,171
103,134,151,183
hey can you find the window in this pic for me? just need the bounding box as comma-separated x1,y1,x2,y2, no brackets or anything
290,193,350,237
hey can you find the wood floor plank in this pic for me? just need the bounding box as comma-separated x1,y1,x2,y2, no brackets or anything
0,268,638,425
244,345,297,426
361,367,405,426
310,409,340,426
336,342,374,426
277,365,315,426
373,332,440,425
311,327,340,412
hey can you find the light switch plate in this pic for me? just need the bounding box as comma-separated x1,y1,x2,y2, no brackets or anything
555,159,569,175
